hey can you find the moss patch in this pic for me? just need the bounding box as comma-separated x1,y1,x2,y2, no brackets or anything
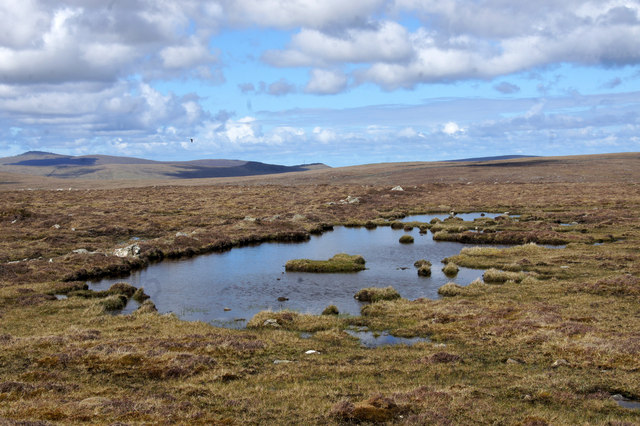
285,253,366,273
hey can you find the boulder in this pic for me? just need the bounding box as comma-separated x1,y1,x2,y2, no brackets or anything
113,244,140,258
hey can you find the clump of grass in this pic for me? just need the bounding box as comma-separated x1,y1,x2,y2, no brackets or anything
132,287,150,303
483,268,527,284
415,260,432,277
417,266,431,276
100,294,128,311
330,395,400,423
285,253,366,273
577,274,640,296
390,222,404,230
437,282,465,297
354,286,401,302
108,282,137,297
442,262,459,277
399,235,414,244
247,310,343,332
322,305,339,315
134,300,158,314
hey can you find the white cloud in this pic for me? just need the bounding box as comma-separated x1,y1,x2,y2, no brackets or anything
264,21,413,67
442,122,464,135
305,69,348,94
221,0,385,29
313,127,338,144
160,37,217,69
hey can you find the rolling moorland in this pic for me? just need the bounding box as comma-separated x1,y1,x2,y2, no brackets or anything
1,152,639,424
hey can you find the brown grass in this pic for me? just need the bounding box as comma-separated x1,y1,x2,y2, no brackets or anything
1,153,639,424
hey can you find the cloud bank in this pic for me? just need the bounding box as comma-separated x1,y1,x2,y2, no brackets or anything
0,0,639,164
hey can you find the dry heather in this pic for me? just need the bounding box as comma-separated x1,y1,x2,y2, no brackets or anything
1,154,639,424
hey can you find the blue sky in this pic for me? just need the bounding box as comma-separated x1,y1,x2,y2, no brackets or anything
1,1,639,167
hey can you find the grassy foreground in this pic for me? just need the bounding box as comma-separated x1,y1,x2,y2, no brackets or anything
1,158,640,424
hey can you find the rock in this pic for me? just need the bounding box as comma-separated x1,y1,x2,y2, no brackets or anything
263,319,280,328
175,232,189,237
72,249,90,254
223,307,231,311
292,214,306,221
391,186,404,191
551,359,570,368
611,394,626,401
273,359,292,364
305,350,319,355
52,224,60,229
113,244,140,258
339,195,360,204
506,358,523,365
243,216,257,222
277,296,289,302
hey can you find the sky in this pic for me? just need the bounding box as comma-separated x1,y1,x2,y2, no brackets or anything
1,0,639,167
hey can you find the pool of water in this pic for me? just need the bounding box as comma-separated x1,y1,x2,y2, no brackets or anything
345,328,430,348
90,215,505,327
399,212,506,222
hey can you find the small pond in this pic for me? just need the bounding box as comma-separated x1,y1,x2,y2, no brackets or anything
90,213,507,327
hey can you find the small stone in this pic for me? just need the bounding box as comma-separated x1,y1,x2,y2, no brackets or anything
391,186,404,191
273,359,292,364
52,224,60,229
611,394,626,401
506,358,522,365
175,232,189,237
552,359,570,368
277,296,289,302
223,308,231,311
305,350,319,355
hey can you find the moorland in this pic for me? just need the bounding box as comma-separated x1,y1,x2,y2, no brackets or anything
1,152,639,424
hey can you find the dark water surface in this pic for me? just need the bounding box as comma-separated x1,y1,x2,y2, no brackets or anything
90,214,503,327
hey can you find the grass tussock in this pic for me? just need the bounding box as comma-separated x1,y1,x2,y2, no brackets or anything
246,310,344,332
285,253,366,272
483,268,528,284
354,286,401,302
442,262,459,277
399,234,414,244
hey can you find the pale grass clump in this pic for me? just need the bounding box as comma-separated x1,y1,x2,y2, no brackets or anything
354,286,401,303
442,262,459,277
460,246,502,257
483,268,527,284
247,310,343,332
438,279,488,297
437,282,465,297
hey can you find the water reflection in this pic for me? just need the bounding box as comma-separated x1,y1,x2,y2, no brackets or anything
90,215,502,327
345,328,430,348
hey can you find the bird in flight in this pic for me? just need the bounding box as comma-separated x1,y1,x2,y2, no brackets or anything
190,138,194,143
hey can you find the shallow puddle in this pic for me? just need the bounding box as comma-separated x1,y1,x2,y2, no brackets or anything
345,328,430,348
90,214,509,327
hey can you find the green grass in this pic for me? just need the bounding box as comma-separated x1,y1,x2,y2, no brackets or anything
285,253,366,272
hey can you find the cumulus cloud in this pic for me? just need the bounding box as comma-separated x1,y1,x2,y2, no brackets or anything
442,122,464,135
305,69,348,94
220,0,385,29
263,21,413,67
260,0,640,90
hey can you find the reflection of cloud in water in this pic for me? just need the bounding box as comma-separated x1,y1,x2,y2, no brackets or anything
88,213,523,327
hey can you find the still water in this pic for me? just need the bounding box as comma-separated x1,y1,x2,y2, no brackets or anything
90,214,501,327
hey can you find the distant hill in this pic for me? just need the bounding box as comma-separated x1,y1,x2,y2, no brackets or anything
445,155,538,162
0,151,329,180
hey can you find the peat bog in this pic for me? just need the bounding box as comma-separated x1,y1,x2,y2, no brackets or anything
1,154,639,424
